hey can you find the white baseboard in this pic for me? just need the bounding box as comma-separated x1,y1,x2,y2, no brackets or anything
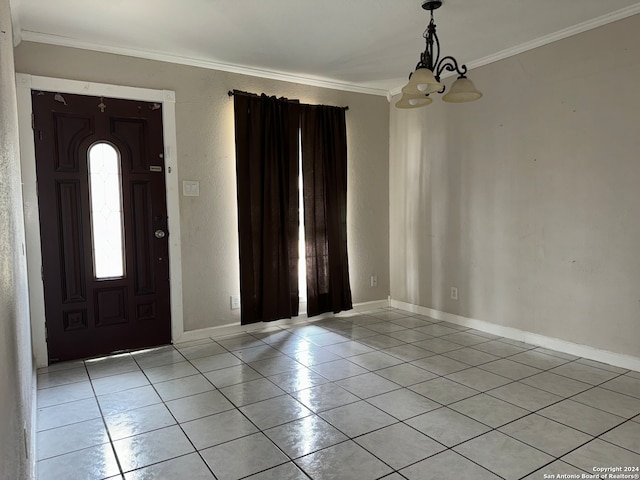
390,299,640,372
30,359,38,479
175,299,390,344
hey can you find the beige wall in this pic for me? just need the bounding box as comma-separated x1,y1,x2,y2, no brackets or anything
390,14,640,357
14,43,390,332
1,0,35,478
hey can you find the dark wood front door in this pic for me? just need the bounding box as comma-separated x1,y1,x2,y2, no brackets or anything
32,91,171,362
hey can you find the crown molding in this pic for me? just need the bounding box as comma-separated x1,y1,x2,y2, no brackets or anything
9,0,22,46
16,3,640,99
18,30,389,97
466,3,640,72
388,4,640,97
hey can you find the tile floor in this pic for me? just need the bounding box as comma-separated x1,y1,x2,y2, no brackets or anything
36,307,640,480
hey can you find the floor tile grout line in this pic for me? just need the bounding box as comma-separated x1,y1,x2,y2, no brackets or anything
36,309,640,480
124,343,264,479
220,321,497,477
429,447,508,480
598,382,640,400
347,426,451,478
533,367,638,427
116,344,600,436
291,429,403,478
165,337,361,477
477,363,637,440
496,413,596,464
35,366,92,391
405,398,570,460
317,318,569,377
361,412,512,479
283,341,557,478
589,416,640,455
547,414,639,476
84,358,126,478
35,361,112,463
36,343,627,414
400,403,591,480
514,456,592,480
542,356,630,382
319,318,639,477
125,345,238,478
539,368,640,419
35,396,102,431
188,348,348,480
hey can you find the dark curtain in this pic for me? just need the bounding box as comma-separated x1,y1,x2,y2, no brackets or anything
233,92,300,324
301,105,353,317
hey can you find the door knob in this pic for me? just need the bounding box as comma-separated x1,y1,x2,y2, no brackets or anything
154,229,166,239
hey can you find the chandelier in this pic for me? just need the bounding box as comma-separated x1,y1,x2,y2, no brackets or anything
396,0,482,108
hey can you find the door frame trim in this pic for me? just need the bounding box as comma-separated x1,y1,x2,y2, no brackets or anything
16,74,184,367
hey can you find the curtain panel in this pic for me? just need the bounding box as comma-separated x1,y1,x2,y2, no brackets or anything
233,92,300,325
301,105,353,317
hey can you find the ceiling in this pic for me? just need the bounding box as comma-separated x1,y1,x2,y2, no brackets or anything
10,0,640,96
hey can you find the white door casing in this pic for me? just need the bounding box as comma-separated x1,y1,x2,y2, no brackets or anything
16,74,184,367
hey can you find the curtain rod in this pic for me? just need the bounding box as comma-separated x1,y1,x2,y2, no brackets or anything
228,90,349,111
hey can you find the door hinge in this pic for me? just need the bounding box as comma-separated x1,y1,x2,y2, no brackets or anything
31,113,34,130
41,265,44,281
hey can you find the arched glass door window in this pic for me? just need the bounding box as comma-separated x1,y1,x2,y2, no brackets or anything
88,142,125,279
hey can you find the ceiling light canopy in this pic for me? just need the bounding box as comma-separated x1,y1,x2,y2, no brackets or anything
396,0,482,109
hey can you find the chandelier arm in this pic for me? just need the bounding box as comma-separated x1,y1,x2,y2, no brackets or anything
434,56,468,82
426,17,440,71
433,31,440,71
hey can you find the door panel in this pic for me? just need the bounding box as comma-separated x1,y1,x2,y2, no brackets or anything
57,179,86,303
53,113,92,172
33,91,171,362
131,181,155,295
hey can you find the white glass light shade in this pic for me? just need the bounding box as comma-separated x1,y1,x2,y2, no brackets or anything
401,68,443,95
442,76,482,103
395,93,433,109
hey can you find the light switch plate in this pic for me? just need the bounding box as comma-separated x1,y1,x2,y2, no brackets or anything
183,180,200,196
230,295,241,310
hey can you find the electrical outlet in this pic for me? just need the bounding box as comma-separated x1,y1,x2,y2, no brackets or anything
230,295,241,310
450,287,458,300
370,275,378,287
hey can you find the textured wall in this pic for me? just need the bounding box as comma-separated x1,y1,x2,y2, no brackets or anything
0,0,35,478
14,43,390,332
390,15,640,357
